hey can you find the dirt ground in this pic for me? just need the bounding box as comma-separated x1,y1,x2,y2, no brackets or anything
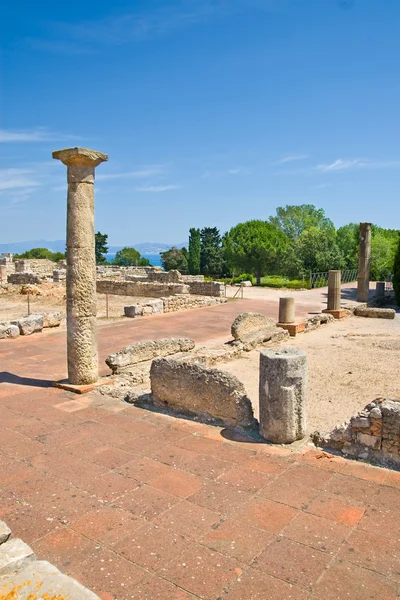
0,282,158,321
220,312,400,435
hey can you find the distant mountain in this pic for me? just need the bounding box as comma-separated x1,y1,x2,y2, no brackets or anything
0,240,186,256
0,240,66,254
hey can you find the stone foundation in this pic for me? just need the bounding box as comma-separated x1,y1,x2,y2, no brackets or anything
162,295,227,313
313,397,400,468
105,338,195,374
8,273,42,285
96,280,189,297
187,280,225,297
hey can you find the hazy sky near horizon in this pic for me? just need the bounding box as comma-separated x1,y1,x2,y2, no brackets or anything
1,0,400,245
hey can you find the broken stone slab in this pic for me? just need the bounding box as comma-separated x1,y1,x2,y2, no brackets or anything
231,312,276,341
238,328,289,351
105,338,195,374
0,521,11,545
11,314,44,336
150,357,255,429
124,304,143,317
354,306,396,319
259,347,307,444
0,322,20,339
124,299,164,318
42,312,62,328
0,560,100,599
0,538,35,576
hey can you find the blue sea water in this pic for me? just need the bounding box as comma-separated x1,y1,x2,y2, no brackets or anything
105,253,162,267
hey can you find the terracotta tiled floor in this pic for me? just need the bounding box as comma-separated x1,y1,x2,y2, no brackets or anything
1,292,399,598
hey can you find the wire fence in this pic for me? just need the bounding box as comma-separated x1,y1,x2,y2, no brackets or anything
310,269,359,289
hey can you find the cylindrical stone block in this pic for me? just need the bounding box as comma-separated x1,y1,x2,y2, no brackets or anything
279,297,295,324
376,281,385,298
53,147,108,385
357,222,371,302
259,347,307,444
327,270,341,311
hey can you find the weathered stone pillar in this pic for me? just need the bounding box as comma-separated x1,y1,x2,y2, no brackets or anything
376,281,385,298
259,347,307,444
53,147,108,385
0,265,6,284
357,222,371,302
279,297,295,324
327,270,341,311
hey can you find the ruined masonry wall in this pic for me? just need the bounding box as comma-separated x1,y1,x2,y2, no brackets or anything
314,397,400,468
187,280,225,297
96,280,189,297
162,295,226,312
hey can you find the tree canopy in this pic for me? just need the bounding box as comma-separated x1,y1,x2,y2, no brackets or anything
200,227,225,276
113,247,150,267
95,231,108,265
160,246,188,272
223,220,288,284
270,204,334,239
14,247,65,262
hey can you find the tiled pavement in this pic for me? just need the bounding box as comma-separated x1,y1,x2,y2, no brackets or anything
1,289,399,599
0,382,399,599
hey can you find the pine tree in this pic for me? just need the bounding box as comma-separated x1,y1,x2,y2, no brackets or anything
188,228,201,275
200,227,224,276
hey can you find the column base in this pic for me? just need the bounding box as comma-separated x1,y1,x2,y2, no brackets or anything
276,322,305,336
53,376,114,394
322,309,347,319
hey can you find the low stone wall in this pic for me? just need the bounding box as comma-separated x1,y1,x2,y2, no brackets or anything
96,265,162,278
162,295,227,313
0,312,61,339
313,397,400,468
147,269,183,283
150,357,255,428
8,273,42,285
96,280,189,297
187,280,225,297
182,274,205,283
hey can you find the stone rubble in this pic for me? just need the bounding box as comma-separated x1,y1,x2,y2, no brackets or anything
354,306,396,319
313,397,400,468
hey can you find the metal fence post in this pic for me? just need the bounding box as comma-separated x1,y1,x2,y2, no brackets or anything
106,293,109,319
27,292,31,316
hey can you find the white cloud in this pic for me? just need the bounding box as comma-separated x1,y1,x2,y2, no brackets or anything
276,154,310,164
316,158,400,172
135,184,181,192
0,128,81,143
96,167,165,181
0,168,41,190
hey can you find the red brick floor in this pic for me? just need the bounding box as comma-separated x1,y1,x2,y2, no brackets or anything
1,289,399,599
0,381,400,599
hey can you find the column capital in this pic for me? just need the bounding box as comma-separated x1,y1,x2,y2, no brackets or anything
52,147,108,168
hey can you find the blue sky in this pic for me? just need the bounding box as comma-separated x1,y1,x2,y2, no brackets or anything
1,0,400,245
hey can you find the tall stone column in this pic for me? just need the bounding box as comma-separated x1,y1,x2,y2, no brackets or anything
327,270,341,311
357,222,372,302
53,147,108,385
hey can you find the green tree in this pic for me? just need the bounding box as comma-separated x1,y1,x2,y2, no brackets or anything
188,228,201,275
113,247,151,266
393,235,400,305
200,227,224,276
95,231,108,265
336,223,359,269
160,247,188,271
223,220,288,285
296,227,344,273
15,247,65,262
270,204,335,239
370,231,398,281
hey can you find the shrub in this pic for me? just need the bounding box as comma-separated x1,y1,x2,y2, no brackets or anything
393,236,400,305
231,273,254,284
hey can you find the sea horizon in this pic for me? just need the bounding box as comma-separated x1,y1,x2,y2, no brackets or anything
105,253,162,267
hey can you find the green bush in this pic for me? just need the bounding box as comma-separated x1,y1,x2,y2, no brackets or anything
231,273,254,284
259,276,309,289
393,236,400,305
